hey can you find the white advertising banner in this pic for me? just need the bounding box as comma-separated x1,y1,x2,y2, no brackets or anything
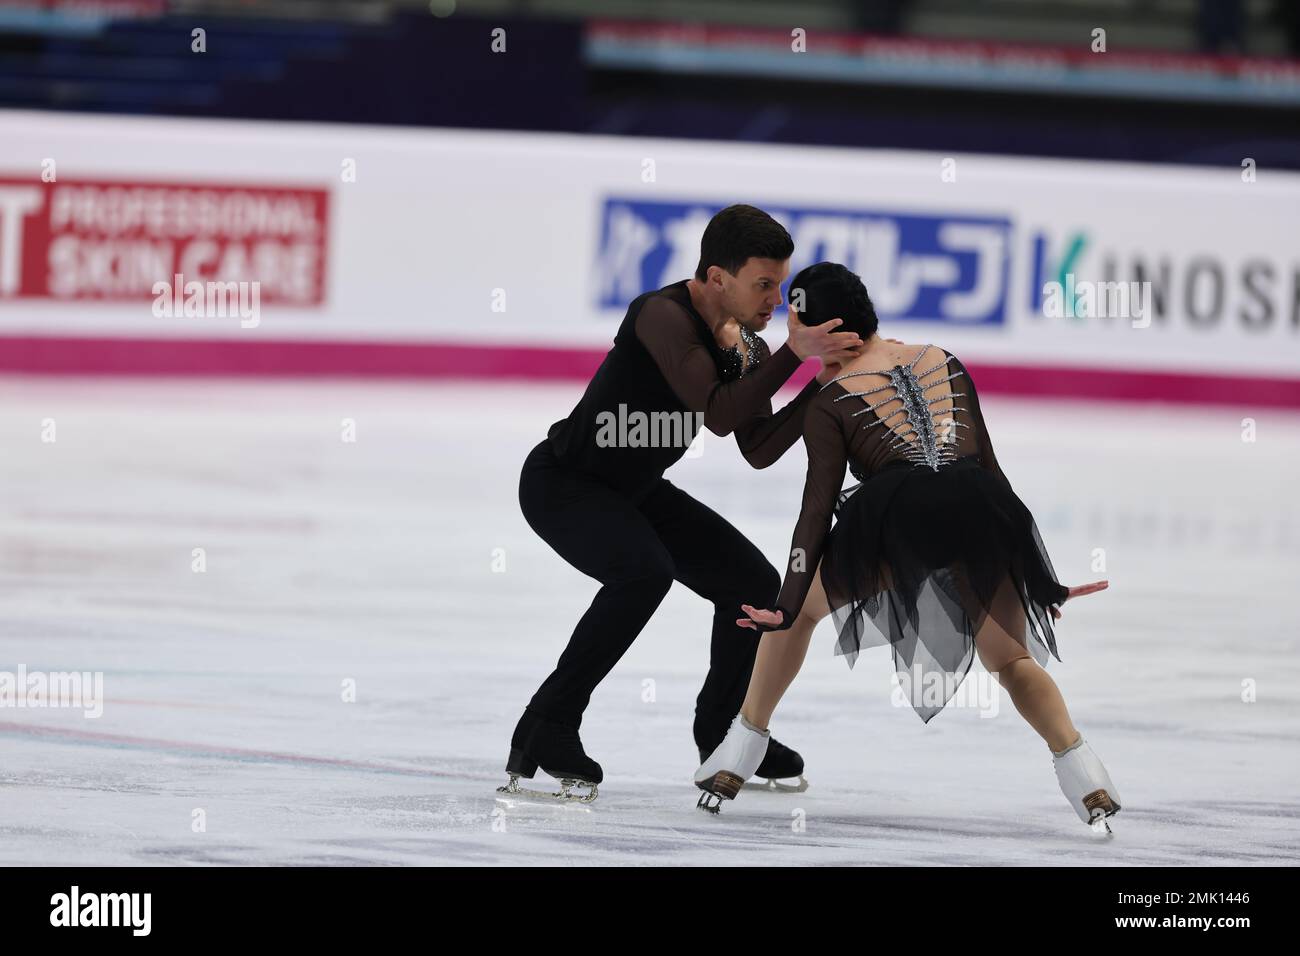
1,109,1297,378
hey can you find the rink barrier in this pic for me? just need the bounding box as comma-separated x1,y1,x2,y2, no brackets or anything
1,335,1297,407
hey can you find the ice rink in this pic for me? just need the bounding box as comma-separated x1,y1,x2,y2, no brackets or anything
2,375,1298,866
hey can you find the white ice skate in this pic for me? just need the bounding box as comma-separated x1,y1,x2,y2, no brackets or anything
1053,735,1122,835
694,714,770,814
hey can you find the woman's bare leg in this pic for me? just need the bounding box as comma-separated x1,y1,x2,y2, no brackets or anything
974,573,1080,754
994,659,1080,754
740,566,832,730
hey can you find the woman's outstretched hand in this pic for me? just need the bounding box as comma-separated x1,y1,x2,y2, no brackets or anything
1049,579,1109,620
738,605,784,631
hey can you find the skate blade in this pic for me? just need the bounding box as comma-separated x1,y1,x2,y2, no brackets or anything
496,773,599,804
1088,814,1115,837
695,771,745,814
742,774,809,794
696,791,724,815
1083,789,1119,837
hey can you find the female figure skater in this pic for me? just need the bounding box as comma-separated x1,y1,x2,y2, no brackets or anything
693,262,1121,832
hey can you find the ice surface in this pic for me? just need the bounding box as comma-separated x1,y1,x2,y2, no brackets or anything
1,377,1297,865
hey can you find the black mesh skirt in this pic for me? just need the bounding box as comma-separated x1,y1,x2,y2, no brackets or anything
820,454,1070,723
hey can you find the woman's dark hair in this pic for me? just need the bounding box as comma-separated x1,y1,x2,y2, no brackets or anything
787,261,878,339
694,204,794,281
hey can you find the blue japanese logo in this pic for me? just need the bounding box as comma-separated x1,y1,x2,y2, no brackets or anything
594,198,1011,326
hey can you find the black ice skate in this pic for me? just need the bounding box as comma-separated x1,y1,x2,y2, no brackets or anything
744,737,808,793
497,709,602,803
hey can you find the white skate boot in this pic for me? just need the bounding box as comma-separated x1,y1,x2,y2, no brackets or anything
1053,735,1122,835
694,713,770,814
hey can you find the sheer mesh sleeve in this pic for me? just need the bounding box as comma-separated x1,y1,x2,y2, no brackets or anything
950,355,1006,484
767,395,848,627
635,296,802,437
732,338,820,469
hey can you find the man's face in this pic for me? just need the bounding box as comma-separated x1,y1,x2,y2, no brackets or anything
720,257,790,331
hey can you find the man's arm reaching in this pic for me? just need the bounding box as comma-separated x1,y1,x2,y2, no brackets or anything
635,297,801,436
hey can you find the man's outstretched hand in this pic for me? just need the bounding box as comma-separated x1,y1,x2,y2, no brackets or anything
738,604,784,631
787,313,863,363
1049,579,1109,620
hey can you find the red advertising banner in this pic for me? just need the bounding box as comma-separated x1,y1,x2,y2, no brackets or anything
0,177,330,305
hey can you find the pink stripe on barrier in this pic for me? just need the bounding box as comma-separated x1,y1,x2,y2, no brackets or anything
1,335,1298,407
0,336,607,379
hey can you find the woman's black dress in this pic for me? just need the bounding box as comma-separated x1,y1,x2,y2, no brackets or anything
763,344,1071,723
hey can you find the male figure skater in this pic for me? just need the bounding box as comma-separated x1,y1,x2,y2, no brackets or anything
504,205,863,800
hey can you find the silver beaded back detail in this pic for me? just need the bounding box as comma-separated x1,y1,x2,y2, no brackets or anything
825,344,969,471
